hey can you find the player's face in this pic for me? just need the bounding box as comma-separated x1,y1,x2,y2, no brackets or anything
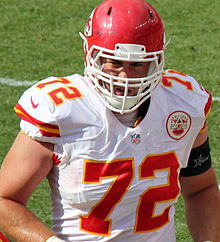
101,58,150,96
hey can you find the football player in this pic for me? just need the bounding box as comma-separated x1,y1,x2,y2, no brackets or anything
0,0,219,241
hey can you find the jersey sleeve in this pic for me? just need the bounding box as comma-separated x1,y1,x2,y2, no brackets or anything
14,76,62,144
163,69,212,133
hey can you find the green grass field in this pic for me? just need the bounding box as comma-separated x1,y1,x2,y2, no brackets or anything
0,0,219,241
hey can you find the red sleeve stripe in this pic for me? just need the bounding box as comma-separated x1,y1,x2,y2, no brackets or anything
14,103,60,137
200,121,207,133
204,89,212,118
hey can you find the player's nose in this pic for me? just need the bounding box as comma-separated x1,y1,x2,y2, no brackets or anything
118,63,131,78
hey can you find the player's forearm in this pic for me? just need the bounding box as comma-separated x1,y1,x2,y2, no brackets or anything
184,184,220,242
0,197,55,242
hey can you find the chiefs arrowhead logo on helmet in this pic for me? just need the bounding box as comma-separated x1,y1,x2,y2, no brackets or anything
84,9,95,37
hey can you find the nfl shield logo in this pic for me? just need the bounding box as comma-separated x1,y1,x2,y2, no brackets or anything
131,133,141,144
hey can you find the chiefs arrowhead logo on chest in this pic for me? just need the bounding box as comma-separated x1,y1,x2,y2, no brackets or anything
166,111,191,140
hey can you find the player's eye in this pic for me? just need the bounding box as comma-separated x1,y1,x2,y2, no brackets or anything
109,59,123,67
130,62,144,67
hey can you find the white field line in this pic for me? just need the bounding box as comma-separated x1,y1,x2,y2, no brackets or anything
213,96,220,102
0,77,219,102
0,77,37,86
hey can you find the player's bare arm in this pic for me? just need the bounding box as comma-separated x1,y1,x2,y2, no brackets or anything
0,132,56,242
180,128,220,242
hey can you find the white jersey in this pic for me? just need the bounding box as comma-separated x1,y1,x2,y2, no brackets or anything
15,69,211,242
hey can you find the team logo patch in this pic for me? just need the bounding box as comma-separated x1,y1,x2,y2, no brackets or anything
131,133,141,144
84,9,95,37
166,111,191,140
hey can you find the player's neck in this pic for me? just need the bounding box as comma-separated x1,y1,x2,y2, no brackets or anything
114,110,138,127
113,99,151,127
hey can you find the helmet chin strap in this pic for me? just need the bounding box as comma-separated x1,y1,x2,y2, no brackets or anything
105,96,138,113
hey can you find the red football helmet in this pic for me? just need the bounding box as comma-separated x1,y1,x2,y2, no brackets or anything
80,0,165,114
